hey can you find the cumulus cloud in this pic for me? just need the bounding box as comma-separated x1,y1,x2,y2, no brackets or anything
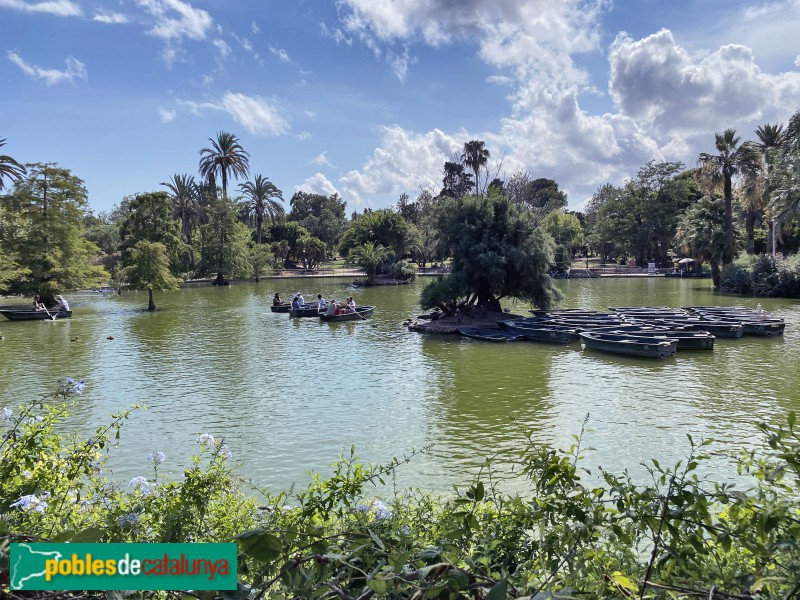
311,151,334,168
609,29,800,137
221,92,290,136
295,173,340,196
0,0,81,16
93,11,128,24
339,125,463,204
7,50,87,85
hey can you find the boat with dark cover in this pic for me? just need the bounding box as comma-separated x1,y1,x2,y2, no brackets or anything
458,327,524,342
289,305,322,318
579,331,678,358
319,306,375,322
270,303,292,313
498,320,580,343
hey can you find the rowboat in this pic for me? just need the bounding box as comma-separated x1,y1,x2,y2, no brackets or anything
458,327,523,342
601,329,716,350
319,306,375,322
270,303,291,313
289,305,322,318
579,332,678,358
0,309,72,321
498,320,580,343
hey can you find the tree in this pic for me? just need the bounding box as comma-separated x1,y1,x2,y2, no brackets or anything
0,137,26,191
199,131,250,198
754,123,785,255
161,173,201,268
461,140,490,197
266,221,310,266
698,129,759,262
198,198,252,279
541,210,584,271
294,235,327,270
118,191,188,275
239,175,285,244
423,192,560,313
0,163,107,296
441,161,473,199
506,172,568,221
287,191,347,250
349,241,390,283
675,197,730,289
338,209,420,259
121,240,181,311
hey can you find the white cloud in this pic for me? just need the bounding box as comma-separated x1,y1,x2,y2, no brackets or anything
269,46,291,63
159,107,176,122
320,22,352,46
296,131,311,141
251,20,260,34
93,11,128,24
486,75,513,86
136,0,212,41
388,46,415,82
304,110,317,121
295,173,340,196
213,38,231,58
220,92,290,136
231,32,253,52
0,0,81,16
609,29,800,137
7,50,87,85
339,125,463,204
796,55,800,67
311,151,335,168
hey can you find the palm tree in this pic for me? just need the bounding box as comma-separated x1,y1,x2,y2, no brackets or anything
349,241,390,283
198,131,250,198
674,197,728,289
754,123,785,255
697,129,758,262
239,175,285,244
0,138,26,191
461,140,490,197
161,174,200,267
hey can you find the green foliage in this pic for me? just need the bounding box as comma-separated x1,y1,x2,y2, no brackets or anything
423,193,561,312
3,386,800,599
507,172,569,220
197,198,252,279
293,235,326,269
118,191,189,275
721,253,800,297
675,197,731,288
388,259,417,281
120,240,181,310
0,163,108,295
339,209,420,258
349,241,391,282
541,210,584,270
288,191,348,249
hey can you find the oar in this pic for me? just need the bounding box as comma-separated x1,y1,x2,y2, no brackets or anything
353,306,366,320
42,304,57,321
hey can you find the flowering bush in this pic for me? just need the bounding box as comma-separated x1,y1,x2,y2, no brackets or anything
1,383,800,598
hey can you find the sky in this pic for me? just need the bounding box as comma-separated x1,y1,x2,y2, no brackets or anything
2,0,800,216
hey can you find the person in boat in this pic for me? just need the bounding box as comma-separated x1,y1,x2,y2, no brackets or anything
54,295,70,312
291,295,301,310
273,293,282,306
325,299,337,316
32,295,45,311
316,294,326,309
297,292,305,306
346,297,356,312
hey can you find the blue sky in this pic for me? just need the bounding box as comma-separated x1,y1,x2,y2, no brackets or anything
3,0,800,216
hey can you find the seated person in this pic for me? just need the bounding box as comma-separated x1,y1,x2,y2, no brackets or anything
317,294,326,309
325,300,337,316
346,297,356,312
273,293,282,306
32,295,45,311
291,296,301,310
54,295,69,312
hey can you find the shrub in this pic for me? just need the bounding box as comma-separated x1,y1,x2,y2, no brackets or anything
388,259,417,282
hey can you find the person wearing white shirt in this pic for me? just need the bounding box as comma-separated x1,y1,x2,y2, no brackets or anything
55,295,70,312
297,292,305,306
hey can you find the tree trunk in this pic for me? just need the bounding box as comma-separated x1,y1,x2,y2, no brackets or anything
746,211,755,254
147,288,156,311
710,259,721,290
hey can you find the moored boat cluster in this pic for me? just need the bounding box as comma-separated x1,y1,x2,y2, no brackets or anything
458,305,785,359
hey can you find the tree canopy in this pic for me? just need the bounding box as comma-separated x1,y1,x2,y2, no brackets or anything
422,192,560,313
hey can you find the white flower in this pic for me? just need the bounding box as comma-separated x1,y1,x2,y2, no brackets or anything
147,451,165,466
372,499,392,521
216,444,232,459
196,433,215,446
128,477,151,493
11,494,48,513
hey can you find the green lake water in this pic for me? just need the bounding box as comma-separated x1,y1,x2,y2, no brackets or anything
1,277,798,493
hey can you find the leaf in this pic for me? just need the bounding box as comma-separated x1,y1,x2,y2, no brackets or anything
235,528,282,563
367,577,388,594
475,481,485,502
72,527,105,543
485,578,507,600
611,571,638,593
